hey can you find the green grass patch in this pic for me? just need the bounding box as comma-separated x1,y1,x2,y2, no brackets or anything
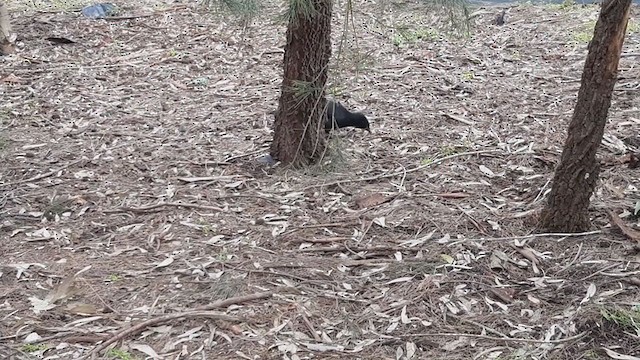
568,17,638,44
627,19,639,34
197,218,215,235
569,20,596,43
461,71,474,81
601,306,640,332
105,274,122,282
0,136,7,152
570,31,592,43
21,344,49,353
43,197,72,221
106,348,137,360
311,135,351,174
202,0,261,25
332,46,377,73
548,0,578,10
7,0,85,11
392,26,439,47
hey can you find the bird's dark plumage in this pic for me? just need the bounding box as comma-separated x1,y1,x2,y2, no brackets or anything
324,100,370,133
495,9,506,26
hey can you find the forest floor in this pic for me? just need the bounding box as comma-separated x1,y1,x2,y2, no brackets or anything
1,0,640,359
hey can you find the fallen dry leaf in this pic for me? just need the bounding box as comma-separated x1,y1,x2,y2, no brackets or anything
354,192,389,209
608,210,640,244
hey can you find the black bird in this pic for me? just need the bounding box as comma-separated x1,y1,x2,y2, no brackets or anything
324,100,371,133
494,9,506,26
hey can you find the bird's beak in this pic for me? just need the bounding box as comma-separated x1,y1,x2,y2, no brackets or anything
365,128,372,134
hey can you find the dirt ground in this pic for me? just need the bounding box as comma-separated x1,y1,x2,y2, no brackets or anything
1,0,639,359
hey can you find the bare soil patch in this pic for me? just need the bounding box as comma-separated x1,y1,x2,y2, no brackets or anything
1,1,639,359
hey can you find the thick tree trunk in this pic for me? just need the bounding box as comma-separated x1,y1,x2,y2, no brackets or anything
270,0,333,167
0,1,15,55
540,0,631,232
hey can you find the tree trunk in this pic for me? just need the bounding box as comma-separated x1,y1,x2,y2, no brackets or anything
270,0,333,167
0,1,15,55
540,0,631,232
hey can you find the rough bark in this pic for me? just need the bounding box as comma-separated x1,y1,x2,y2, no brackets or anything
270,0,332,167
0,1,15,55
540,0,631,232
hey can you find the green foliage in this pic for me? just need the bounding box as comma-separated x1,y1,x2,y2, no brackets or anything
289,80,323,105
43,201,68,221
601,306,640,332
627,19,639,33
422,0,472,36
570,20,596,43
196,217,215,235
0,108,7,153
326,85,346,98
106,274,122,282
561,0,577,7
420,157,433,166
353,52,376,71
377,0,471,45
547,0,577,10
461,71,474,80
106,348,136,360
4,0,91,11
421,145,468,165
508,49,522,60
439,145,459,156
209,274,245,299
202,0,261,25
331,48,376,73
569,14,637,44
191,77,210,87
21,344,49,353
302,135,351,174
14,0,83,10
215,249,232,261
167,49,180,58
392,26,439,47
583,350,600,360
284,0,317,24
